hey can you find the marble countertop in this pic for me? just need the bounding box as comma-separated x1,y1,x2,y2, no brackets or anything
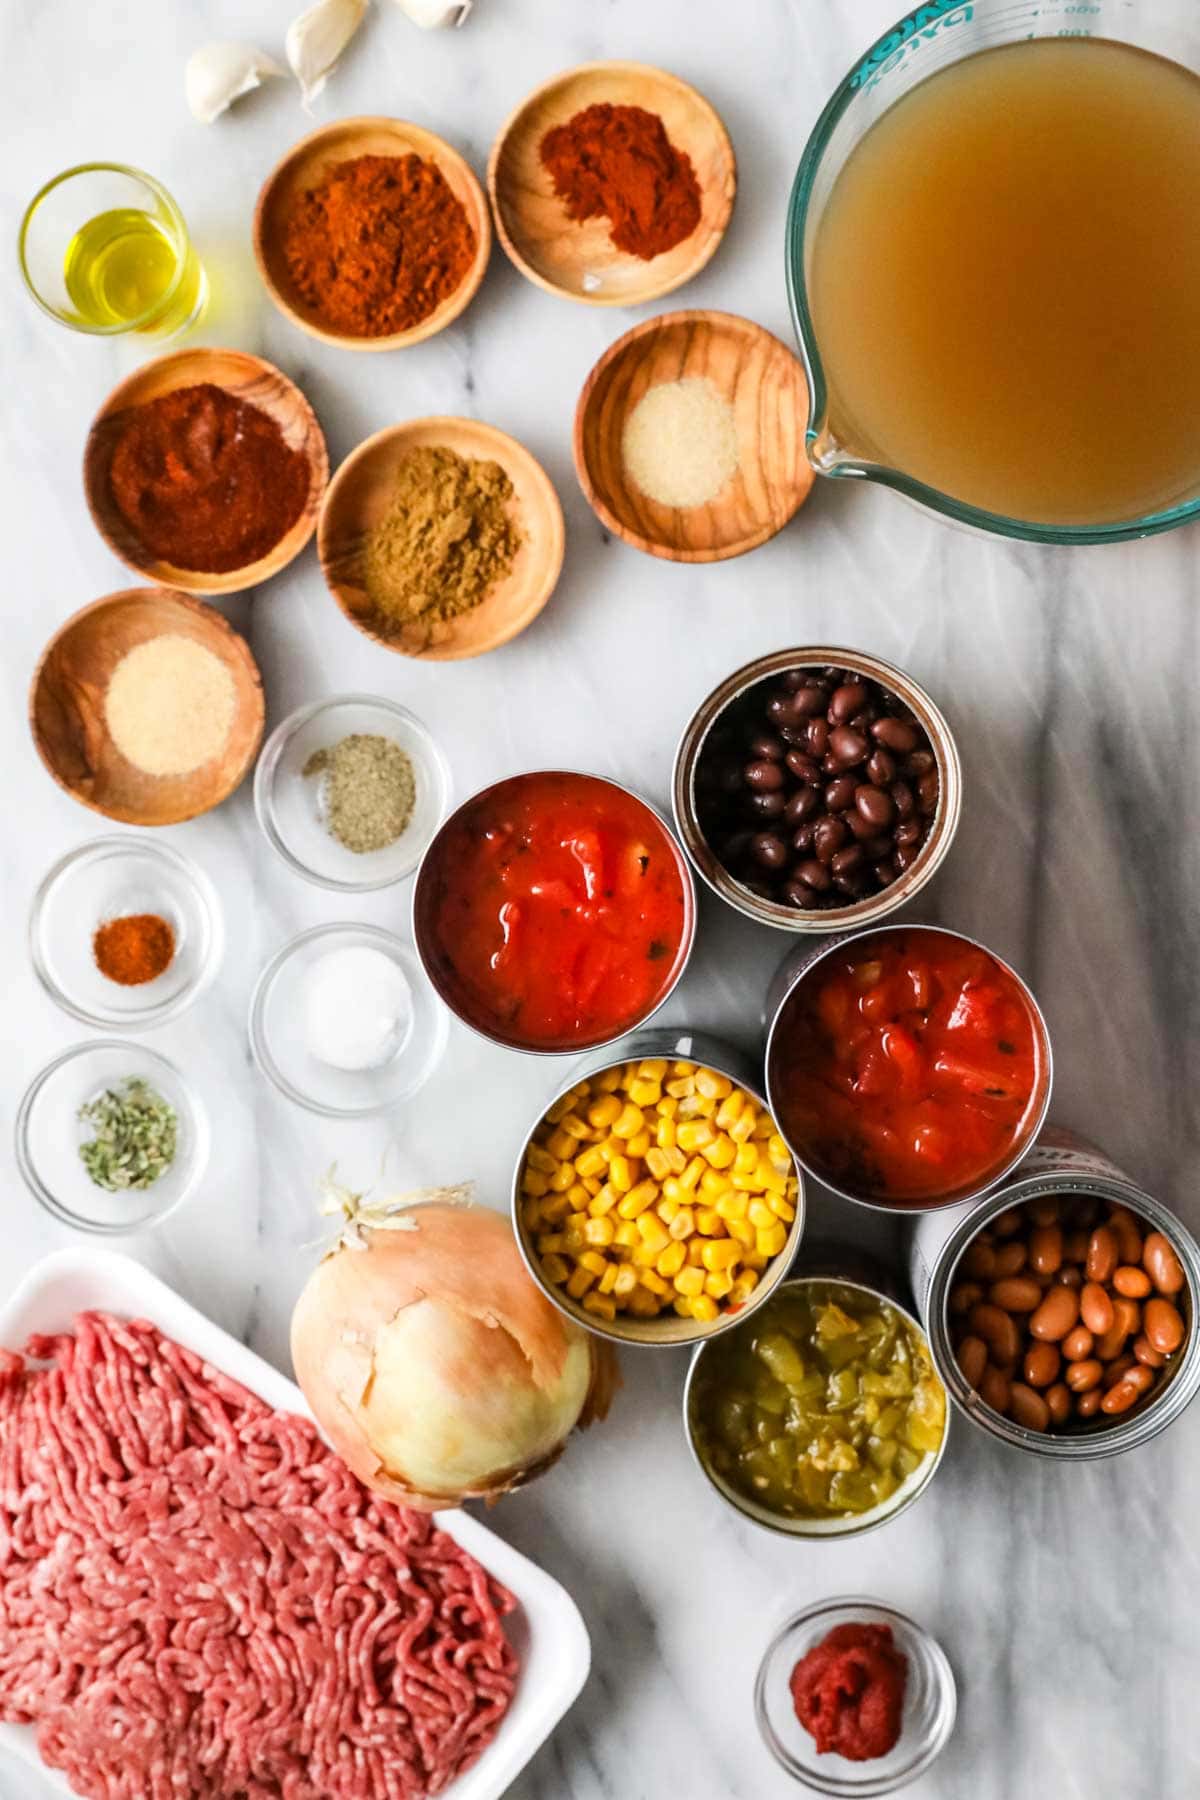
4,1,1200,1796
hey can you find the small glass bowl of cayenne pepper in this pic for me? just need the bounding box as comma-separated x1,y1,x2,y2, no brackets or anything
755,1598,956,1795
766,925,1052,1211
29,838,224,1030
413,770,696,1053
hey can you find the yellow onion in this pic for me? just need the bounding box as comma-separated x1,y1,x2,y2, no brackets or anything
291,1184,617,1509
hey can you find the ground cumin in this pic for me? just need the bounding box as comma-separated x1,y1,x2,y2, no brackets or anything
281,154,477,338
540,103,702,260
361,446,521,633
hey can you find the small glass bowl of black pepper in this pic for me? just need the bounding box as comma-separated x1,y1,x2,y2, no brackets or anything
672,648,961,932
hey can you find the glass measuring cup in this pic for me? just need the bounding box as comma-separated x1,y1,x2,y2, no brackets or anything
787,0,1200,544
19,164,207,339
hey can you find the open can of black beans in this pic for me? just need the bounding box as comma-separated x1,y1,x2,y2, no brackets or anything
671,646,962,933
909,1127,1200,1460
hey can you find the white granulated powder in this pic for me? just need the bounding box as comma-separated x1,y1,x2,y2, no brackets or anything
622,377,740,509
105,634,237,777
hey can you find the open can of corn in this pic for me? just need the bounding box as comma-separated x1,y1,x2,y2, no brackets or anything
511,1028,806,1348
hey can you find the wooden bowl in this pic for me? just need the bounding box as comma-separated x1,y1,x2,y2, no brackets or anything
489,61,735,307
575,309,814,563
31,588,265,826
318,417,565,661
254,117,491,350
83,348,328,597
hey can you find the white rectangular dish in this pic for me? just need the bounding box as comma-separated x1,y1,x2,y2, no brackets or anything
0,1248,589,1800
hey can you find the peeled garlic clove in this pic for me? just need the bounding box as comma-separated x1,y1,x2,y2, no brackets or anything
287,0,368,107
391,0,473,26
186,41,284,124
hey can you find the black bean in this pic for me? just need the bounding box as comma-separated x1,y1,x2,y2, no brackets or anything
785,750,821,785
866,748,896,786
778,670,809,692
896,841,921,871
874,859,898,887
744,759,784,791
855,784,896,828
829,682,869,723
916,771,940,814
805,718,829,758
783,878,822,908
798,859,833,892
813,816,847,863
864,833,894,859
750,790,787,819
751,832,789,871
895,818,923,847
784,787,820,826
767,692,800,727
871,716,920,753
792,823,817,854
792,686,829,717
825,776,859,813
906,749,937,777
829,725,869,766
749,732,785,762
845,810,878,842
891,779,916,820
834,868,872,897
830,844,864,878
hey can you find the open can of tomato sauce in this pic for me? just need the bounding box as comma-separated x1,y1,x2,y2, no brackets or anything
764,923,1052,1213
909,1127,1200,1460
413,769,697,1054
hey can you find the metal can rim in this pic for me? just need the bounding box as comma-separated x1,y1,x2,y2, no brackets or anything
671,645,963,934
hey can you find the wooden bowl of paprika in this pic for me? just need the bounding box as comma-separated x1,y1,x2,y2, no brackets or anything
253,117,491,351
83,348,328,598
489,61,736,307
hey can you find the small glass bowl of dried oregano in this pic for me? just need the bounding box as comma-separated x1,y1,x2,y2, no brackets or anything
254,695,451,892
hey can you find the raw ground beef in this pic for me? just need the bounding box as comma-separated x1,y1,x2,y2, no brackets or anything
0,1312,519,1799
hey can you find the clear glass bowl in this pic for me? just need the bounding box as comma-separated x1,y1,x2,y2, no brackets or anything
756,1598,956,1795
30,837,224,1028
15,1041,210,1234
249,924,448,1116
254,695,451,891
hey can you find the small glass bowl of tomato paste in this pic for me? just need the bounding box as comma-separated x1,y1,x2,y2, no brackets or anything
755,1598,956,1795
413,770,697,1054
766,925,1052,1211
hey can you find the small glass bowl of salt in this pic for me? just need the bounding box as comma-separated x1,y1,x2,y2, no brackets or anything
249,924,448,1116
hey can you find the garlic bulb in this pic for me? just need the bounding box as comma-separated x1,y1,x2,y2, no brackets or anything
391,0,473,25
287,0,368,107
185,42,284,124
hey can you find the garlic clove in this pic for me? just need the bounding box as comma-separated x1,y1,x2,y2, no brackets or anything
286,0,369,108
390,0,473,26
185,42,285,124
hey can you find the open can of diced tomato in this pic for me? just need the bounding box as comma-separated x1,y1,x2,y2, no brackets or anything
909,1127,1200,1460
764,923,1053,1213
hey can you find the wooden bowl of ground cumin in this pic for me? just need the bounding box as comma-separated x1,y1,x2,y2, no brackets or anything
318,417,565,660
254,117,492,350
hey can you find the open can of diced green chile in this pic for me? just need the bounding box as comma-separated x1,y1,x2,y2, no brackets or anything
909,1126,1200,1460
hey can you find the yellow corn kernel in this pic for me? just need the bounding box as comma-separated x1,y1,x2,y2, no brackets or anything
655,1114,678,1152
598,1262,619,1294
767,1133,791,1167
636,1214,670,1253
701,1135,737,1170
609,1156,634,1194
715,1089,745,1130
614,1220,639,1249
768,1195,797,1223
583,1291,617,1321
687,1238,707,1266
695,1069,732,1101
657,1240,687,1278
582,1177,602,1198
574,1145,607,1180
537,1233,566,1255
743,1249,769,1271
715,1190,749,1223
559,1113,589,1142
662,1145,685,1174
524,1198,545,1232
638,1058,668,1080
584,1217,615,1248
690,1294,720,1323
586,1093,622,1130
626,1130,652,1160
563,1225,587,1254
729,1269,760,1304
665,1075,695,1099
701,1238,742,1273
566,1265,595,1298
589,1185,619,1218
613,1264,638,1296
631,1244,660,1268
543,1192,574,1224
699,1166,729,1200
522,1168,549,1197
753,1113,774,1138
726,1216,756,1248
695,1207,723,1237
758,1166,788,1197
578,1250,609,1278
545,1093,574,1124
612,1102,645,1140
626,1286,663,1317
546,1128,576,1162
548,1162,575,1193
639,1269,670,1296
748,1198,776,1231
674,1297,694,1319
598,1139,618,1164
731,1171,767,1193
628,1076,661,1108
705,1270,735,1299
645,1147,672,1182
542,1252,570,1285
680,1157,705,1191
674,1266,706,1298
756,1223,788,1258
676,1094,711,1120
668,1206,696,1241
656,1095,679,1120
656,1194,680,1226
729,1110,757,1143
594,1065,622,1093
526,1142,558,1174
622,1179,659,1217
733,1142,758,1175
673,1060,696,1074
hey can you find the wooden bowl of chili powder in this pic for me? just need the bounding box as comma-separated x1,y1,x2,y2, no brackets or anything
254,117,491,351
489,61,736,307
83,348,328,598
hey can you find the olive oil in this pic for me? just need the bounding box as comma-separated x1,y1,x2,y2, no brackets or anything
809,39,1200,527
63,207,204,334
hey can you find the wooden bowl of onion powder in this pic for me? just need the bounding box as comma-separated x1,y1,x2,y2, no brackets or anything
574,309,813,562
30,588,265,826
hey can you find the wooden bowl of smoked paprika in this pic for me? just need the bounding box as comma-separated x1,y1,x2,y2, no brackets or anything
254,117,491,351
83,348,328,598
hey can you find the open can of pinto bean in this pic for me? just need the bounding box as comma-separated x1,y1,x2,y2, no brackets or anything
909,1126,1200,1460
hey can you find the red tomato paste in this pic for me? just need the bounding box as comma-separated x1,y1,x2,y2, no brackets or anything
771,928,1042,1204
423,772,691,1050
790,1622,908,1762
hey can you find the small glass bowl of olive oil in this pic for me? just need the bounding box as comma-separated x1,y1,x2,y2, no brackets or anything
19,163,207,338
